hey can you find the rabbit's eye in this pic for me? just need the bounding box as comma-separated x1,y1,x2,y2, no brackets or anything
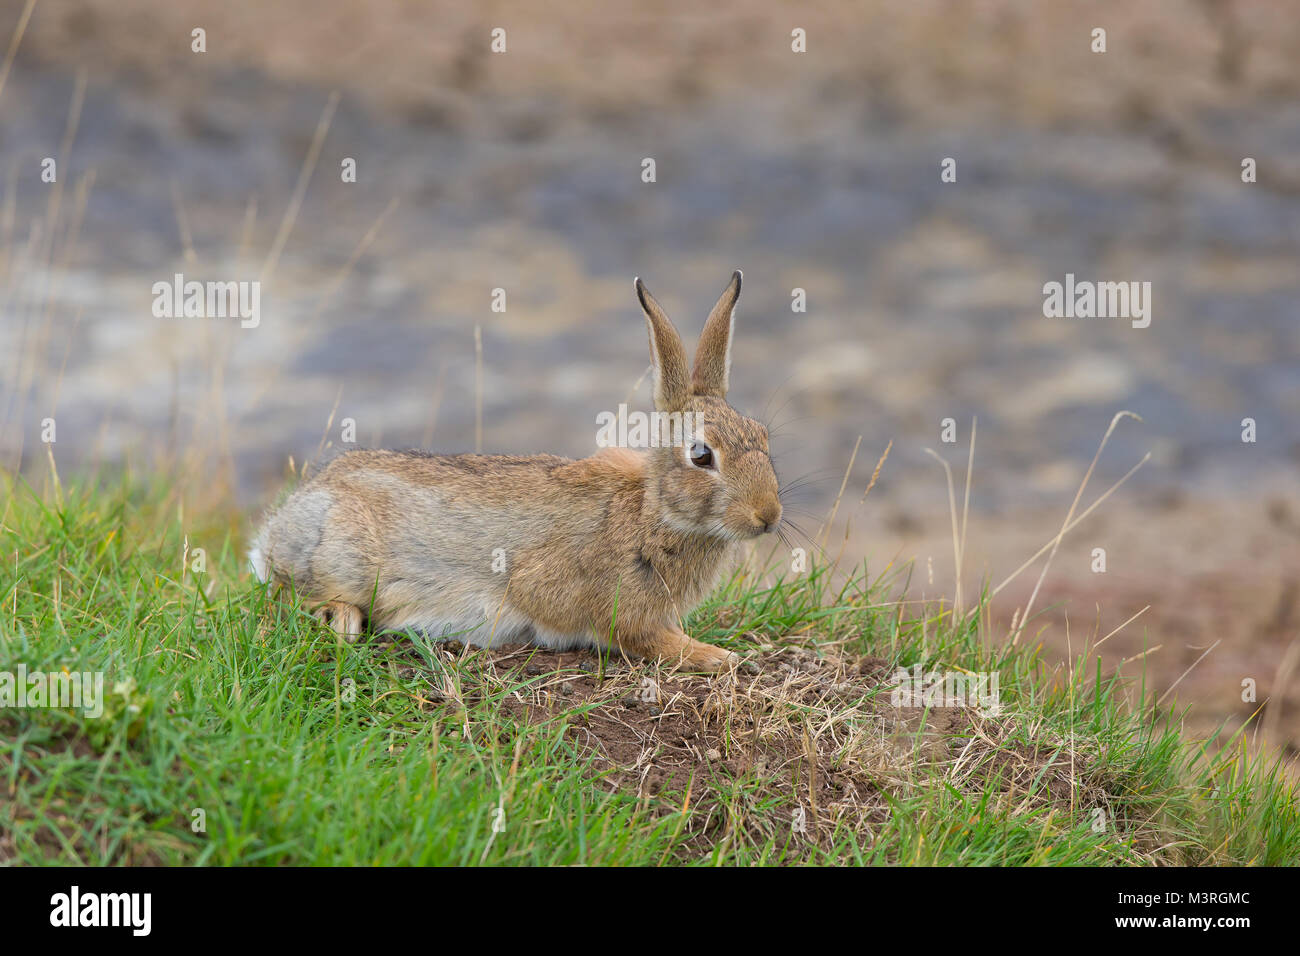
689,441,715,469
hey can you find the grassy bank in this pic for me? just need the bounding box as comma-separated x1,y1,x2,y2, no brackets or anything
1,472,1296,865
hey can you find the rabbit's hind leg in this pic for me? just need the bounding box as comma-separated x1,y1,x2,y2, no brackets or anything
316,601,364,642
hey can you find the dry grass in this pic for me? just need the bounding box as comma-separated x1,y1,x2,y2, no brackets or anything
378,626,1171,863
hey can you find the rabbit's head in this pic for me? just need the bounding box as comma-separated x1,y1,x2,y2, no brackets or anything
634,271,782,541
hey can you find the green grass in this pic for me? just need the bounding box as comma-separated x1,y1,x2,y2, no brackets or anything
1,471,1297,866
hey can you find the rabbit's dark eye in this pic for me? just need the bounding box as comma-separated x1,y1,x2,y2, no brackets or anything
689,441,714,469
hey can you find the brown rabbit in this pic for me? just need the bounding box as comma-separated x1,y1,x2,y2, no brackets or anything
250,271,782,671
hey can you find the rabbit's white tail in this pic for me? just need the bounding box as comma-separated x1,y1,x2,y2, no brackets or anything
248,545,270,582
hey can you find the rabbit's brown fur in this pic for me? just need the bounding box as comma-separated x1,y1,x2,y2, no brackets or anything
251,272,781,671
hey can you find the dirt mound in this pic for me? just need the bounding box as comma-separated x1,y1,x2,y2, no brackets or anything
396,636,1115,856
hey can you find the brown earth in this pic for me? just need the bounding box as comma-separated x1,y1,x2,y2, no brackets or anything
391,636,1145,859
845,486,1300,772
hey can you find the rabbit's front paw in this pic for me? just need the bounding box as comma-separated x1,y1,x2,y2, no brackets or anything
684,641,739,673
640,626,738,673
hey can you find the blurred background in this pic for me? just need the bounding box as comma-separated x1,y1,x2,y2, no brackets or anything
1,0,1298,764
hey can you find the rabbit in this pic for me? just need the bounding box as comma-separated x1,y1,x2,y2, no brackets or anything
249,271,782,671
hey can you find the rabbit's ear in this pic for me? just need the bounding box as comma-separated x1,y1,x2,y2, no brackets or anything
691,270,741,399
635,277,691,412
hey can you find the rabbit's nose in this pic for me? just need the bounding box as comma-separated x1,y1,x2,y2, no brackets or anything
752,502,783,533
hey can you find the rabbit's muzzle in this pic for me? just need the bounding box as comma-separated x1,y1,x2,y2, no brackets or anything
726,450,782,538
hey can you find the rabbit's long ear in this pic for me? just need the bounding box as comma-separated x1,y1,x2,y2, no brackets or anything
635,277,691,412
691,270,741,399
